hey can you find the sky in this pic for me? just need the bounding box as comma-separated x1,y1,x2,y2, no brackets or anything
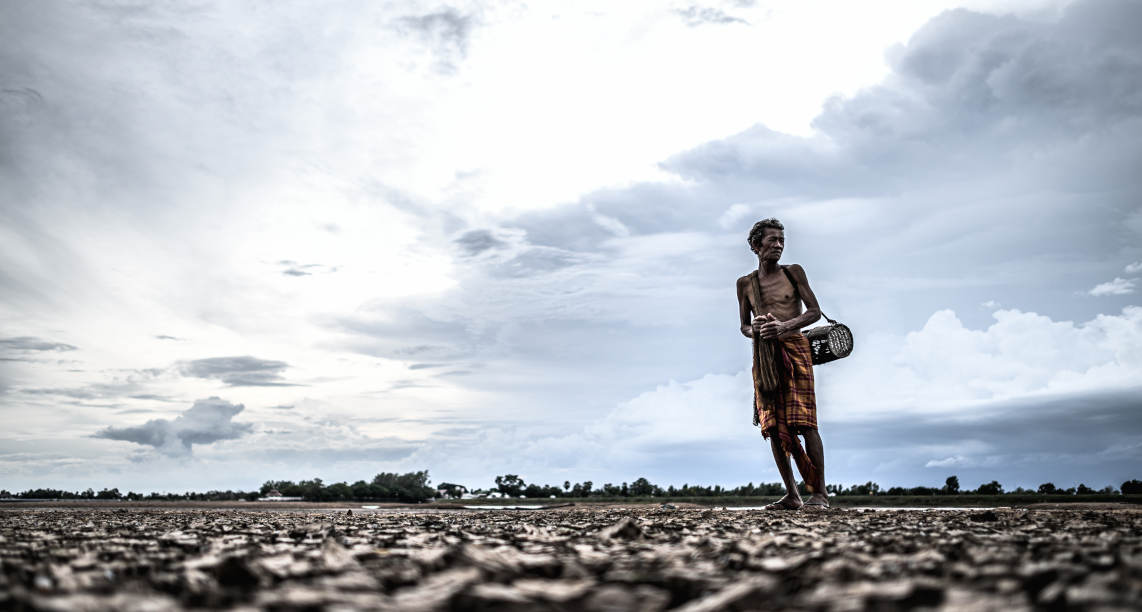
2,0,1140,494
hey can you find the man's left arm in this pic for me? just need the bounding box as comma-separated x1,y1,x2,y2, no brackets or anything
781,264,822,333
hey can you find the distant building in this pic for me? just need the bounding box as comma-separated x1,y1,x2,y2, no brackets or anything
260,489,303,502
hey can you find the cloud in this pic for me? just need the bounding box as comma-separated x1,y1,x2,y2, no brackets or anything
401,303,1142,487
1089,277,1136,296
675,6,749,26
454,229,508,256
93,396,253,456
1127,261,1142,274
394,8,474,73
177,356,293,387
277,260,337,277
0,336,77,352
925,456,968,468
4,0,1142,492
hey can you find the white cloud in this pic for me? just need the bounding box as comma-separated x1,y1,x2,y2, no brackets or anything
581,304,1142,460
925,456,963,468
1125,261,1142,274
1089,277,1136,296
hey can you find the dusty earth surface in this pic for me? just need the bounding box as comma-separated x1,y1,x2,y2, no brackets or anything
1,505,1139,610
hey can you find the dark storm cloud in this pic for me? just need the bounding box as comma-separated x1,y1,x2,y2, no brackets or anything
670,0,1142,194
675,6,749,27
395,8,474,73
823,389,1142,488
93,396,253,456
454,229,507,255
0,336,77,352
177,356,294,387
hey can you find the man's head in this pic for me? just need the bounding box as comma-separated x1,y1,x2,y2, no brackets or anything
748,218,785,261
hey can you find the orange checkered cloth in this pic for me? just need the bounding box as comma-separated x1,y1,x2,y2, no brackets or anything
753,333,820,492
754,333,818,434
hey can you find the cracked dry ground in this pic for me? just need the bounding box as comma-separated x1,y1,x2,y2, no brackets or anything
1,507,1140,611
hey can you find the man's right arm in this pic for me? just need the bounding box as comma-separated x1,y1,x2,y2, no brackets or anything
736,276,754,338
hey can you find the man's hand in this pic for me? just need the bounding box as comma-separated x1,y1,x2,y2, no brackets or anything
756,313,785,339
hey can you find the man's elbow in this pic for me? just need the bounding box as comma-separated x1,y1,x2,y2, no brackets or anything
807,308,822,324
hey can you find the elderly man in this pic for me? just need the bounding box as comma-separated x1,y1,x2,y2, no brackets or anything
736,218,829,510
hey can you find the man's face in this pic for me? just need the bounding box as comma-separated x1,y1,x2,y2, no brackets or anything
757,228,784,262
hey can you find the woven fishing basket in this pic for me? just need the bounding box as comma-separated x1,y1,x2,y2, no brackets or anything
802,320,853,365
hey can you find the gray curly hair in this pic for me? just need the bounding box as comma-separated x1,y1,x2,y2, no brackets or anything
747,218,784,252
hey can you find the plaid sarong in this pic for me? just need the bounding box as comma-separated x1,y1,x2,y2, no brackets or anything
754,333,818,434
753,332,820,492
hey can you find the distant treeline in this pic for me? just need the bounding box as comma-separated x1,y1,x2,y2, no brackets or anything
258,471,434,502
0,471,435,503
461,475,1139,499
3,474,1139,502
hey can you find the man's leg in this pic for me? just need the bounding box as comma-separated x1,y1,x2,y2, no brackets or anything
768,437,803,509
802,428,828,506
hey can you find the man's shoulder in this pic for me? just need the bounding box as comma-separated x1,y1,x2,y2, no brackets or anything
784,263,808,278
736,271,757,286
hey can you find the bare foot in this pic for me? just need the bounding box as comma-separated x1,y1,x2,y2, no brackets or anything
764,494,803,510
804,493,830,509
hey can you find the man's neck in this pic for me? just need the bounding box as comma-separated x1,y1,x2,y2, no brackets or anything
757,258,781,275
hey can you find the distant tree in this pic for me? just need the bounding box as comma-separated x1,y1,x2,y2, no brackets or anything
848,481,880,496
95,488,122,500
563,481,571,493
976,480,1003,495
494,474,525,497
630,478,655,497
1076,483,1094,495
943,476,960,495
1038,482,1057,494
325,482,352,500
1121,480,1142,495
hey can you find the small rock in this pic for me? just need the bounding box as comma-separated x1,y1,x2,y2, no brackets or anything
215,555,260,590
321,538,359,572
672,575,778,612
582,584,670,612
969,510,999,522
599,517,643,540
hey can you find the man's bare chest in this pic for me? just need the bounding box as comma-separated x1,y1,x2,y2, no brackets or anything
754,271,799,312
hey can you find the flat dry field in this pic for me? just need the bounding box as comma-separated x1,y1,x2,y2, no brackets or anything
1,505,1139,610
